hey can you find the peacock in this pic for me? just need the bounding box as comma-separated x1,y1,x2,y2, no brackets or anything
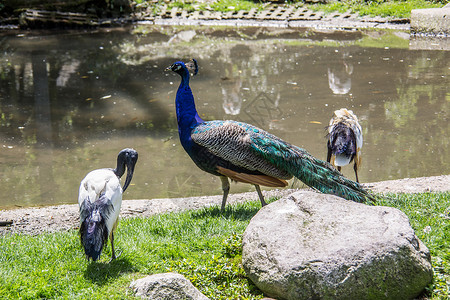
78,148,138,261
327,108,363,183
165,59,374,210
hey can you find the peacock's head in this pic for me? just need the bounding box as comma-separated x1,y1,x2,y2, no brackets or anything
165,59,198,77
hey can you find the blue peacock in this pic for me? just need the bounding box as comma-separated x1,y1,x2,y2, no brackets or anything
166,59,374,210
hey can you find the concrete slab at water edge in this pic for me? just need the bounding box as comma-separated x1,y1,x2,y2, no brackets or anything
411,7,450,35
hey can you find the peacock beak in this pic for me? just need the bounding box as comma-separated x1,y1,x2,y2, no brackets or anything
165,65,174,71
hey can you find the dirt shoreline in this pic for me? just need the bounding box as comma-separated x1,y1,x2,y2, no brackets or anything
0,175,448,236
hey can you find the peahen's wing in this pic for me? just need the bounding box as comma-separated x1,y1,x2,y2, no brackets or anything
191,120,292,180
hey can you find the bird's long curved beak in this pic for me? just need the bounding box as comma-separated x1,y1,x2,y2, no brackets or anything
122,163,135,192
123,151,138,192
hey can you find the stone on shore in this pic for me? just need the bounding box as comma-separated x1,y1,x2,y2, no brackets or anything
130,272,209,300
242,191,433,299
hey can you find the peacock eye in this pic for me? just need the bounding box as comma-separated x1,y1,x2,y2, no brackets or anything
174,64,181,71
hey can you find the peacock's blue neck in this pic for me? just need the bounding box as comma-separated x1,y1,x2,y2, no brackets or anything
176,73,203,153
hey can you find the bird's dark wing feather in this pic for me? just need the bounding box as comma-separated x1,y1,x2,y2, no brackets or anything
79,194,114,261
191,120,292,180
328,123,357,157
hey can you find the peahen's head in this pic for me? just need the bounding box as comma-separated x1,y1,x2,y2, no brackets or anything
165,59,198,77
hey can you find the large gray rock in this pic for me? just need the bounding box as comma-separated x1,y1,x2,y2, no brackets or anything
242,191,433,300
130,272,209,300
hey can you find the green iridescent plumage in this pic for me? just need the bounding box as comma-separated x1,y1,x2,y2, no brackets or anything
193,120,374,204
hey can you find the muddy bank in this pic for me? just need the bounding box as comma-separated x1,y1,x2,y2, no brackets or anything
0,175,448,236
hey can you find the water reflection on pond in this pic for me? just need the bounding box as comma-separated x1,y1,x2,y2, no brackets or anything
0,26,448,208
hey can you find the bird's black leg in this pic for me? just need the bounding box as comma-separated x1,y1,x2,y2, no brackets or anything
220,176,230,211
326,146,332,163
110,232,116,262
255,185,267,207
354,162,359,183
337,166,342,173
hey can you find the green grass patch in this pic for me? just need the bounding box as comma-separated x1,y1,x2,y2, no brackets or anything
209,0,265,12
0,192,449,299
136,0,265,13
307,0,444,19
136,0,445,18
0,200,268,299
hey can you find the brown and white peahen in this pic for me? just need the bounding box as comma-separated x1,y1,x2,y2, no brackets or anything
327,108,363,183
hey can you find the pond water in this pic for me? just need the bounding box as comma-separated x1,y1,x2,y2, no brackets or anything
0,26,449,208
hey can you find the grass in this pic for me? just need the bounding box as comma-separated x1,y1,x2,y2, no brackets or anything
307,0,445,19
0,192,449,299
377,192,450,298
134,0,446,19
0,201,265,299
135,0,266,14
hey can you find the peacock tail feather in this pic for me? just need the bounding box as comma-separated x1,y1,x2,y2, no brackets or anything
192,120,374,203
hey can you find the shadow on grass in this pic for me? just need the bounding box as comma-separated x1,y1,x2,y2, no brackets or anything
84,256,136,285
190,197,279,221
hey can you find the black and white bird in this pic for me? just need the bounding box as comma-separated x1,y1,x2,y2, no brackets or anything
327,108,363,183
78,148,138,262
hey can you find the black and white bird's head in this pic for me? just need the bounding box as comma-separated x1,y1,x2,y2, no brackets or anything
165,59,198,77
115,148,138,192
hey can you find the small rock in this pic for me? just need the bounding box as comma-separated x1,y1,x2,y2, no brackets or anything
130,272,209,300
242,191,433,300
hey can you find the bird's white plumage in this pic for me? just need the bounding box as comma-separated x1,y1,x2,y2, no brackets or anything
334,153,352,167
78,168,122,232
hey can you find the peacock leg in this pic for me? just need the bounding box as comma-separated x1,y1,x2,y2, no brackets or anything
354,162,359,183
337,166,342,172
220,176,230,210
254,185,267,207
